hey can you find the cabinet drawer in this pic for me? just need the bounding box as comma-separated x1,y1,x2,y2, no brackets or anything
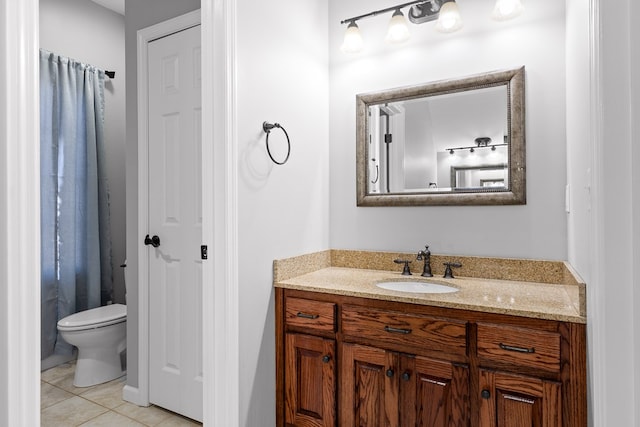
477,323,560,372
285,297,336,332
341,305,467,356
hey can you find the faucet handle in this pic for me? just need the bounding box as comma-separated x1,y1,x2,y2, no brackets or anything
394,259,413,276
443,262,462,278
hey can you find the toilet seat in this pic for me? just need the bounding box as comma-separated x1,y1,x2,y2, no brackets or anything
57,304,127,332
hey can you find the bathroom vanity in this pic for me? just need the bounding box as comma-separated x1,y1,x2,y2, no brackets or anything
274,250,586,427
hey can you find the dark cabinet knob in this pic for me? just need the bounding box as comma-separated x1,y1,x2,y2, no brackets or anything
481,389,491,399
386,369,394,378
401,372,411,381
144,234,160,248
322,355,331,363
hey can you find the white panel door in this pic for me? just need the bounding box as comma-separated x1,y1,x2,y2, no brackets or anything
147,24,202,422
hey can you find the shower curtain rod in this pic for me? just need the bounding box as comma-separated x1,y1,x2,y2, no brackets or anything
105,71,115,79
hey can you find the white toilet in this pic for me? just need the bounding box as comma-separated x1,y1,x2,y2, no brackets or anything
57,303,127,387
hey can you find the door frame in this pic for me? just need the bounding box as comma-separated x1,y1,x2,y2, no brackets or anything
2,1,240,425
128,4,239,426
131,8,201,409
0,0,40,424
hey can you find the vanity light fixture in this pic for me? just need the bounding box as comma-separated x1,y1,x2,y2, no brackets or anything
492,0,524,21
340,0,522,53
385,9,411,43
435,0,463,33
446,137,507,154
340,21,364,53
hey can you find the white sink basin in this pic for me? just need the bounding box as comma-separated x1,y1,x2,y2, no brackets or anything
376,281,459,294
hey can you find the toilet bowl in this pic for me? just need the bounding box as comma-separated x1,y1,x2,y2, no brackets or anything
57,304,127,387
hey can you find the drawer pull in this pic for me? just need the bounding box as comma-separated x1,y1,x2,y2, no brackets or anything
499,343,536,354
322,355,331,363
504,394,535,404
296,312,320,320
384,325,412,335
386,369,395,378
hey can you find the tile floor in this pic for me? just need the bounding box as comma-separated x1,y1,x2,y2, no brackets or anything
41,362,202,426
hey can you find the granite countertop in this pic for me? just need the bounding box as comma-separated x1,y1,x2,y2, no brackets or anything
273,250,587,324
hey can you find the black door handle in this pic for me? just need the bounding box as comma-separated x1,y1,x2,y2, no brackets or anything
144,234,160,248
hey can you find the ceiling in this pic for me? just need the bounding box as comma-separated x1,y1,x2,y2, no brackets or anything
89,0,124,15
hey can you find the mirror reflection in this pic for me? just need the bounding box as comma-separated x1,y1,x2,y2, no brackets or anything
356,67,526,206
368,85,509,194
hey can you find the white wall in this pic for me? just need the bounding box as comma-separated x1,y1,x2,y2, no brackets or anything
235,0,329,424
40,0,127,304
567,0,639,424
587,0,637,425
329,0,567,259
632,1,640,423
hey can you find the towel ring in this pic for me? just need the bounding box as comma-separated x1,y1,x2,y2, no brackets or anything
263,121,290,165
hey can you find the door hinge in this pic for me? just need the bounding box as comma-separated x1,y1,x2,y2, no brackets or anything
201,245,208,260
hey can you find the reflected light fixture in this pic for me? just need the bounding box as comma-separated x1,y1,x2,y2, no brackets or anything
447,137,508,155
492,0,524,21
385,9,411,43
340,0,523,54
435,0,463,33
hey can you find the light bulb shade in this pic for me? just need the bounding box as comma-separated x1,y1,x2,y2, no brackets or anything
435,1,463,33
492,0,523,20
340,21,364,53
385,9,411,44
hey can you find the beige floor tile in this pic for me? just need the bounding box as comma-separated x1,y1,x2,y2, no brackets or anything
41,381,74,410
79,377,126,409
40,396,108,427
78,411,146,427
113,402,174,426
41,362,76,384
48,371,101,395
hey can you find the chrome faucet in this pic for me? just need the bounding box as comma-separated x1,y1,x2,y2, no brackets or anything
416,245,433,277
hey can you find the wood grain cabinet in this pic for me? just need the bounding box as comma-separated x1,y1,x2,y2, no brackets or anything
340,343,469,427
476,323,563,427
281,297,337,427
275,288,586,427
478,369,561,427
284,333,335,427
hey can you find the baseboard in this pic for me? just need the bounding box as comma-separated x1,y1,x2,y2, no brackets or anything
122,385,149,407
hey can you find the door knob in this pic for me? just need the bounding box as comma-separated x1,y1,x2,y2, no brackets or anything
144,234,160,248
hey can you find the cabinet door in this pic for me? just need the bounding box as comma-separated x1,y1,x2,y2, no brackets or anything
285,333,335,427
478,370,561,427
400,356,469,427
340,343,399,427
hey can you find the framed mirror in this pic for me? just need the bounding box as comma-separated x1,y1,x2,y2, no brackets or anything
356,67,525,206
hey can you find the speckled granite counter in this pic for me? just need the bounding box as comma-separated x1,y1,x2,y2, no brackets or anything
273,250,586,324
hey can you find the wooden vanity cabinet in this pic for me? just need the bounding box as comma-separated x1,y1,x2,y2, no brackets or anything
475,322,563,427
340,343,469,427
280,296,337,427
284,333,336,427
275,288,586,427
339,304,470,426
478,369,561,427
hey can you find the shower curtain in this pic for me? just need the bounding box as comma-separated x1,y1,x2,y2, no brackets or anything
40,50,113,360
